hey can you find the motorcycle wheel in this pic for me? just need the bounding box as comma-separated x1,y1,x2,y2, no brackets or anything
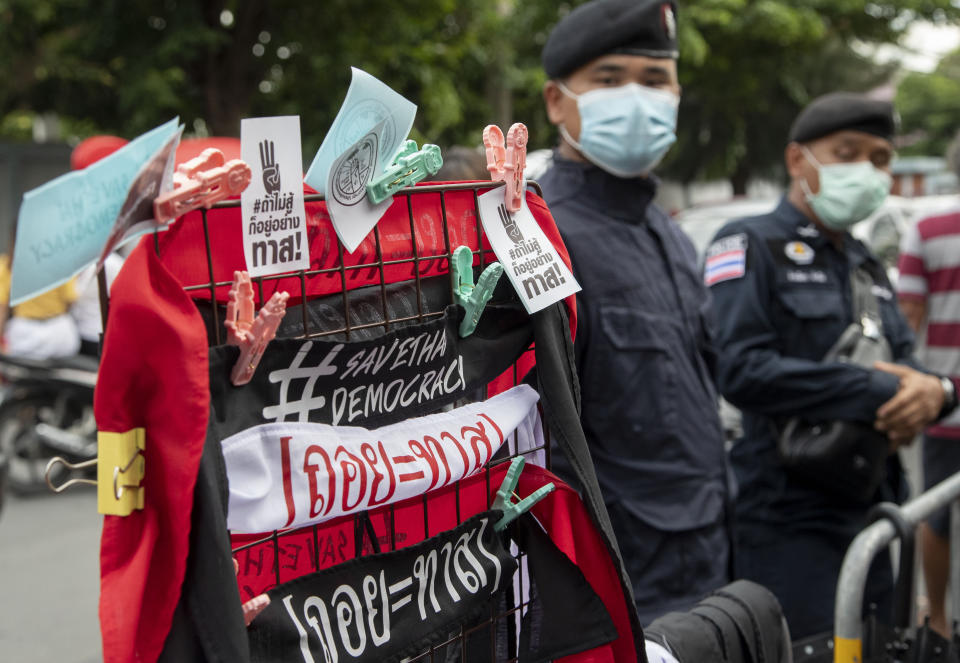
0,395,69,494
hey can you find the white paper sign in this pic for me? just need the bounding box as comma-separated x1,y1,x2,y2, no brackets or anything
221,384,542,534
477,189,581,314
240,116,310,277
325,119,393,253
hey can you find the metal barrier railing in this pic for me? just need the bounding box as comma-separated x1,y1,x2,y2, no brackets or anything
834,471,960,663
951,500,960,639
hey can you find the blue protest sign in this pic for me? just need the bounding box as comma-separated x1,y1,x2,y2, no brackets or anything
10,118,181,306
303,68,416,196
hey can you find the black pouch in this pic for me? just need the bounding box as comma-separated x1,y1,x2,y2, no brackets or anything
777,267,892,505
777,418,889,504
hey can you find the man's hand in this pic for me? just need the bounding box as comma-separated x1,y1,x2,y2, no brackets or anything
874,361,944,442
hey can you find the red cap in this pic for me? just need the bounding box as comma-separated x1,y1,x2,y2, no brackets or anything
71,135,130,170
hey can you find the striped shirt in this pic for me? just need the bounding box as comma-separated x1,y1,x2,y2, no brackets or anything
898,208,960,437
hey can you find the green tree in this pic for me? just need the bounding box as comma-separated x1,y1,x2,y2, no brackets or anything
896,48,960,158
0,0,557,157
2,0,959,191
661,0,960,193
0,0,260,138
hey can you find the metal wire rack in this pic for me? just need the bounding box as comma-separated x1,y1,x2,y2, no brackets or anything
118,179,555,662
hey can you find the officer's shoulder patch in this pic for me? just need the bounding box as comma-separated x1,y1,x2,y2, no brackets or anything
704,232,748,286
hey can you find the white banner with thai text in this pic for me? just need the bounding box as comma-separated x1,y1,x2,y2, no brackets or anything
223,384,541,533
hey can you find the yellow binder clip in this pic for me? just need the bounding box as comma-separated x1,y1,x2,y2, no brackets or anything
97,428,145,516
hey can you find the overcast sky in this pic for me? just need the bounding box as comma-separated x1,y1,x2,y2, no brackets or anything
881,22,960,72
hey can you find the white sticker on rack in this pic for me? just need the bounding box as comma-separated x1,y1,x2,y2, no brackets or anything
240,116,310,277
325,119,393,254
477,189,580,314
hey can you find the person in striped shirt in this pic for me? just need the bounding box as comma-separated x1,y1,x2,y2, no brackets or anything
896,131,960,636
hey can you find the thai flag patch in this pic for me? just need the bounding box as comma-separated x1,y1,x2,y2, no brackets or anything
704,233,747,286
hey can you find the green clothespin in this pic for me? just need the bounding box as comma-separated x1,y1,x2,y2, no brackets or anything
366,140,443,204
492,456,555,532
450,245,503,337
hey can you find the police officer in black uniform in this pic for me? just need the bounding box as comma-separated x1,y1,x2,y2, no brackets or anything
707,93,959,638
538,0,731,624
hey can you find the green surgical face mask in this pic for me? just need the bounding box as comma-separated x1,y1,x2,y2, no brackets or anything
800,147,892,231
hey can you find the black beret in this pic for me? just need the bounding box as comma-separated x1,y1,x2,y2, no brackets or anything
542,0,679,79
788,92,896,144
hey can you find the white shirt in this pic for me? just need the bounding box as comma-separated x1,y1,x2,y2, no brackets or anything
71,253,124,342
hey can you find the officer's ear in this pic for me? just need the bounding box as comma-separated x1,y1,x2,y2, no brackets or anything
543,80,568,126
785,142,806,180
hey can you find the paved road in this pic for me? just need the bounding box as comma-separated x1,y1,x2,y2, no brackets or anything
0,487,102,663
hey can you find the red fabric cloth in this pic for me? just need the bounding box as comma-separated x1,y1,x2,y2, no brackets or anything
522,467,635,663
96,243,211,663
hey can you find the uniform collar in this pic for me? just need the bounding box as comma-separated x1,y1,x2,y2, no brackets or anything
545,151,659,223
773,197,830,251
773,196,874,268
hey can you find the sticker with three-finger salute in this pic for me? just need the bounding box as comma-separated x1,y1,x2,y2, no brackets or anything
477,189,580,314
240,116,310,277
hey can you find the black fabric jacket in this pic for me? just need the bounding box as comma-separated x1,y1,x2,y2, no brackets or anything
539,155,730,619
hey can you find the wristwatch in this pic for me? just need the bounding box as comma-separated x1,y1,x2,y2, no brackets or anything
939,376,958,420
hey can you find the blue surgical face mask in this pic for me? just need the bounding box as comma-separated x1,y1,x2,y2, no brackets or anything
558,81,679,178
800,146,892,231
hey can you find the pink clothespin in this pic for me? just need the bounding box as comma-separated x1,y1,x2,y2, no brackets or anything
483,123,528,213
224,270,289,386
225,271,256,345
234,559,271,626
242,594,271,626
153,148,252,223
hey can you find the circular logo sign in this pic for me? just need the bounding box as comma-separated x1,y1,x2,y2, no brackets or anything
332,132,379,206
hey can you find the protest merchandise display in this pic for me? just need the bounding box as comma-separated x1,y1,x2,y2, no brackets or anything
90,179,643,663
10,69,645,663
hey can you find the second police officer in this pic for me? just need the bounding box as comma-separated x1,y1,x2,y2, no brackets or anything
707,93,960,638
